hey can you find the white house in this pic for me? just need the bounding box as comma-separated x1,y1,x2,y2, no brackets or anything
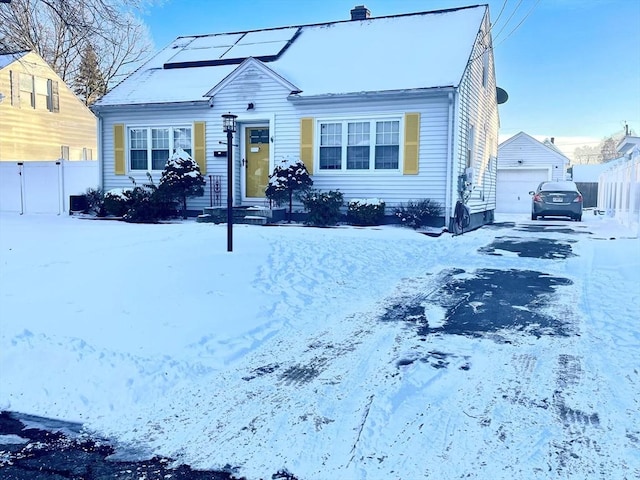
92,4,501,231
496,131,568,214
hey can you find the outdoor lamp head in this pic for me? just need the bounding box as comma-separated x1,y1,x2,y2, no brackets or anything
222,113,237,133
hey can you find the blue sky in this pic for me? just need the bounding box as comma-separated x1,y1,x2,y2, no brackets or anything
141,0,640,155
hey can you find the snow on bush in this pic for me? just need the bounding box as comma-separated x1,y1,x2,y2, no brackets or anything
265,158,313,221
159,148,205,218
347,198,386,226
301,189,344,226
394,199,444,229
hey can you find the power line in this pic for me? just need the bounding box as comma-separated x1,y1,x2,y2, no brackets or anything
494,0,543,48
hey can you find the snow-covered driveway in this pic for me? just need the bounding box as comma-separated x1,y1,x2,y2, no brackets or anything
0,213,638,479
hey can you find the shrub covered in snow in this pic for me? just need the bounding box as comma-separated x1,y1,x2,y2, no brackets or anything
347,198,386,226
103,188,132,217
394,199,444,229
301,189,344,226
159,149,205,219
84,187,106,216
123,174,178,223
265,158,313,221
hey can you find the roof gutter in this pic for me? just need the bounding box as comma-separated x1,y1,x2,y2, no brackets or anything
91,100,209,113
287,86,456,104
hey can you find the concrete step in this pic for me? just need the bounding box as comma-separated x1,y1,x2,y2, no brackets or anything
243,215,267,225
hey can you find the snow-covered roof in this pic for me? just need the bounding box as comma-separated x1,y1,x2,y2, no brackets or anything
0,51,29,69
499,131,570,161
616,135,640,155
95,5,486,107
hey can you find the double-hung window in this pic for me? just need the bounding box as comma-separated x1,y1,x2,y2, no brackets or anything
128,126,192,171
318,118,400,172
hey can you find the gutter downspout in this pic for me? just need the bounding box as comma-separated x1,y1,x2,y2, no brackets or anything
445,91,455,229
97,115,103,189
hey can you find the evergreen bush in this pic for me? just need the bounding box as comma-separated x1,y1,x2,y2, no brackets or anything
85,187,106,216
123,174,178,223
103,189,132,217
301,189,344,226
265,158,313,222
159,149,205,219
347,198,386,226
394,199,444,229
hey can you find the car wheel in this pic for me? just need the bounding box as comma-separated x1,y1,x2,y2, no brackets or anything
575,215,582,222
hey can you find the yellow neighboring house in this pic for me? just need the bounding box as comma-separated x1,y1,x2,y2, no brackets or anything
0,50,97,162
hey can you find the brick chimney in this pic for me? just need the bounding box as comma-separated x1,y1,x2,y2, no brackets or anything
350,5,371,20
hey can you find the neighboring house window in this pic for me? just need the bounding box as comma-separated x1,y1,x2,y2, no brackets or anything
318,118,401,171
128,126,192,171
20,74,35,108
47,79,60,113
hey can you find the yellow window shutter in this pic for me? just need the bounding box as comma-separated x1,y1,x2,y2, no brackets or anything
403,113,420,175
113,124,125,175
194,121,206,175
300,117,314,173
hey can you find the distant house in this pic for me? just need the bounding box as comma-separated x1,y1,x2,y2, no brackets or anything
0,51,98,214
496,132,568,214
0,50,97,162
93,4,502,230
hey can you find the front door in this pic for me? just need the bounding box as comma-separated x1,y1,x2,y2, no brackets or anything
244,127,270,199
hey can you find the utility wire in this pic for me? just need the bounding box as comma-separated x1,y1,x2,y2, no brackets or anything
491,0,525,43
492,0,510,30
495,0,543,47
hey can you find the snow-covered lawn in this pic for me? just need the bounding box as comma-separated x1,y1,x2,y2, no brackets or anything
0,212,638,479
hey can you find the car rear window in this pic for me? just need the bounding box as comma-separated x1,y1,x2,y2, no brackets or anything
540,181,578,192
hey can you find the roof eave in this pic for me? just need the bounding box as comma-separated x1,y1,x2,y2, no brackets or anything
287,86,457,103
91,100,209,113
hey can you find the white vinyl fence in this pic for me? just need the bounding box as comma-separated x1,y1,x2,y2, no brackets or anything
598,150,640,235
0,161,98,214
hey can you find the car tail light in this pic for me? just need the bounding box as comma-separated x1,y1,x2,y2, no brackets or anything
533,194,542,202
573,194,583,203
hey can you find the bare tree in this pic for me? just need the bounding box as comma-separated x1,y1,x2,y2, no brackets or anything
0,0,156,104
573,131,626,164
600,137,619,162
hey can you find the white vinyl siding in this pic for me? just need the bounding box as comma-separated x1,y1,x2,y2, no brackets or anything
453,10,499,215
100,65,454,212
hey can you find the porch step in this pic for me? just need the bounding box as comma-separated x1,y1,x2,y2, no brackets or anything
243,215,267,225
198,206,286,224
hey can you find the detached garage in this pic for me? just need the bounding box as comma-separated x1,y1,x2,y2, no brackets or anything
496,132,568,214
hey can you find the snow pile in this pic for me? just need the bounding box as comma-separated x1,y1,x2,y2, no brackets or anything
0,212,638,479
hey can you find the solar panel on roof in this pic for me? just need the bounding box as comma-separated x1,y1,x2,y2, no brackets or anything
235,27,300,45
220,41,290,60
163,27,301,69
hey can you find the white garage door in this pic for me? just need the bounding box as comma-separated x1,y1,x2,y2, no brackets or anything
496,168,549,214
